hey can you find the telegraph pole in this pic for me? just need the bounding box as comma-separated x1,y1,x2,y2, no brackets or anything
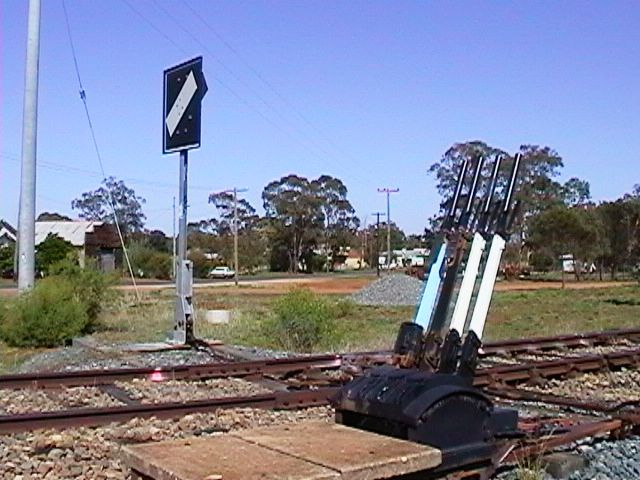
372,212,385,277
17,0,41,291
378,188,399,270
217,187,248,286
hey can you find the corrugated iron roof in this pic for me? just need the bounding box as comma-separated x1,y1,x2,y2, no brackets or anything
35,221,103,247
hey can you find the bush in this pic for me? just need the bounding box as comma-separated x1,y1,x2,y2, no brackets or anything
261,289,339,352
188,249,213,278
0,260,117,347
49,259,117,329
35,234,75,275
127,241,172,279
0,278,89,347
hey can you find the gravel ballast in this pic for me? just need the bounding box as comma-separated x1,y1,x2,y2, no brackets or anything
350,273,423,306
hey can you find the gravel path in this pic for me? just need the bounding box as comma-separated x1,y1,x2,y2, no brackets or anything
0,407,333,480
116,378,271,404
522,369,640,404
0,387,123,415
350,273,423,306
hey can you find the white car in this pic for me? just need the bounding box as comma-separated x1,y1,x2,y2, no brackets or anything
208,266,235,279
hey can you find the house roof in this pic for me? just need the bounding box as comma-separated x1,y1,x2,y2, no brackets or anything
35,221,103,247
0,220,17,242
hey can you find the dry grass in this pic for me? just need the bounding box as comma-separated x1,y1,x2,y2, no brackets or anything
1,281,638,372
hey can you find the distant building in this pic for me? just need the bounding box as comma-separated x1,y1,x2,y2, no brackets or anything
0,220,16,248
35,221,122,272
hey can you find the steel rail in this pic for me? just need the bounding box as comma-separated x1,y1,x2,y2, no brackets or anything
0,387,338,434
0,354,342,389
474,347,640,387
480,327,640,355
2,348,638,434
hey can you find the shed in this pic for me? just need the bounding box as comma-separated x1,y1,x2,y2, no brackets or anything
35,221,122,271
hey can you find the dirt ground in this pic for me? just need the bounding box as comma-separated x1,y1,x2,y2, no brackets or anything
1,275,635,298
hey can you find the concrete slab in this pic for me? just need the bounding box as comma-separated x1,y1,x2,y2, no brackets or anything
122,421,441,480
237,422,442,480
122,435,339,480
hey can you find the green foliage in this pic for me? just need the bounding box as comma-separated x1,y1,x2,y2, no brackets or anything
0,261,116,347
261,289,340,352
262,174,357,272
35,234,75,275
527,205,599,280
0,278,88,347
0,244,15,274
49,259,117,329
529,251,554,272
188,249,213,278
72,176,146,235
127,241,172,279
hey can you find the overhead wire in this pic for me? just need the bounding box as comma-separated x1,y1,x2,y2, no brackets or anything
180,0,361,164
61,0,140,300
1,152,214,191
152,0,334,161
122,0,331,165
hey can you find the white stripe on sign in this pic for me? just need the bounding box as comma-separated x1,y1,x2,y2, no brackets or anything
166,70,198,138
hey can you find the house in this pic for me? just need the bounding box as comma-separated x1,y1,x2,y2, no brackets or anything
0,220,16,248
35,221,122,272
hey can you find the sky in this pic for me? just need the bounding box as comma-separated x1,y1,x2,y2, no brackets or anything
2,0,639,235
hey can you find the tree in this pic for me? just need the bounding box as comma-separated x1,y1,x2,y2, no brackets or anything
311,175,359,269
262,175,324,272
596,194,640,279
527,205,599,285
35,234,75,275
71,177,146,235
261,174,358,273
428,142,567,268
562,178,592,207
0,244,15,275
207,192,267,272
37,212,73,221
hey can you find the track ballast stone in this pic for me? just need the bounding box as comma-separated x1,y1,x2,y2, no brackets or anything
350,273,423,306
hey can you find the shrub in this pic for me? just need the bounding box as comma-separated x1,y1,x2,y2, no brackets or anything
188,249,213,278
0,278,89,347
127,241,172,279
261,289,339,352
49,259,117,330
35,234,75,275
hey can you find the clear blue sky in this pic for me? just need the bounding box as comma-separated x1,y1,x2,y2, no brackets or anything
2,0,639,235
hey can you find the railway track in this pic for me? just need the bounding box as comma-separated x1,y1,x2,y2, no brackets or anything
1,345,638,434
2,327,637,390
1,327,639,480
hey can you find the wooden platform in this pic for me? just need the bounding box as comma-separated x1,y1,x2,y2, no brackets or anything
122,421,442,480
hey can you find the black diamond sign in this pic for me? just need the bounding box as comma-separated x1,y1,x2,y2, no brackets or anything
163,56,208,154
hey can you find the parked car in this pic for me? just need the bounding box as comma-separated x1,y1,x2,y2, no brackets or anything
208,266,235,279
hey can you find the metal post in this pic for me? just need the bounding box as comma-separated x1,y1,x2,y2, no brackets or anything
386,192,391,269
378,188,399,270
173,150,193,344
372,212,385,277
233,187,239,286
172,196,176,279
17,0,41,291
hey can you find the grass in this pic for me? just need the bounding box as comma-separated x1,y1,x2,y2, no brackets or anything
485,285,640,340
0,283,638,372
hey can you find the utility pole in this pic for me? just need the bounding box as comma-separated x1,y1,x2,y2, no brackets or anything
372,212,385,277
172,196,176,279
378,188,399,270
17,0,41,291
217,187,248,286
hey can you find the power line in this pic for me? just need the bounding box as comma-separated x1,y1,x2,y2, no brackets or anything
62,0,139,298
180,0,361,165
122,0,330,165
1,152,213,191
